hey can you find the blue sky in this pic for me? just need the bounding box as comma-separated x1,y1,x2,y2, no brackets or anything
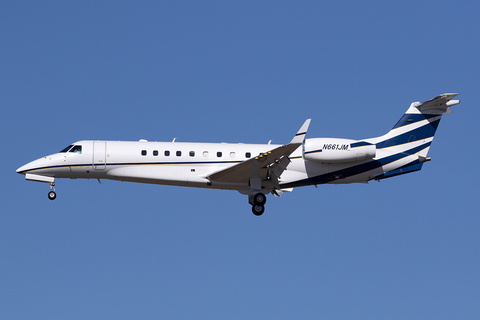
1,1,479,319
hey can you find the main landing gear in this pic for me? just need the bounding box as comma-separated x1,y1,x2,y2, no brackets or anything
250,192,267,216
48,181,56,200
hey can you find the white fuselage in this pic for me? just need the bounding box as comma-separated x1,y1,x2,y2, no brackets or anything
17,140,311,192
17,136,419,193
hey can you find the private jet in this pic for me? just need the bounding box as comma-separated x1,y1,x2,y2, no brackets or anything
17,94,460,215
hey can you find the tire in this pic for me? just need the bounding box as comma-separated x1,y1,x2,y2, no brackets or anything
253,192,267,206
48,191,56,200
252,205,265,216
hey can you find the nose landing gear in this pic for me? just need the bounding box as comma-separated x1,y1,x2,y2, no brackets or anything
48,190,56,200
48,181,56,200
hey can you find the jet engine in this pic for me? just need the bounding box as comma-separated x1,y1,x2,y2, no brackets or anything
303,138,376,164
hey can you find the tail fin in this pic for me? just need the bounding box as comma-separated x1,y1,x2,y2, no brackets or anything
371,93,460,180
374,93,460,153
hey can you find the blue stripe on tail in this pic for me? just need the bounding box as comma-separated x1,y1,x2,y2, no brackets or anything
391,113,439,130
376,115,441,149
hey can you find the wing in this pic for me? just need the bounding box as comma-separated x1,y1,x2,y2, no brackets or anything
207,119,311,192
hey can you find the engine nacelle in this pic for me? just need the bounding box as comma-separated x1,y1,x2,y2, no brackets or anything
303,138,376,164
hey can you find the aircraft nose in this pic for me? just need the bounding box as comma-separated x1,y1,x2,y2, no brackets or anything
17,162,33,174
16,157,47,175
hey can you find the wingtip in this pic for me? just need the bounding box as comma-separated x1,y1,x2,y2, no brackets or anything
299,119,311,133
290,119,311,144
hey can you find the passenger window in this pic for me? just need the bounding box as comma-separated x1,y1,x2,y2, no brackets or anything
153,150,158,156
189,151,195,157
230,152,235,158
217,152,222,157
165,150,170,156
69,145,82,154
141,150,147,156
176,151,182,156
203,151,209,157
60,145,73,153
246,152,251,158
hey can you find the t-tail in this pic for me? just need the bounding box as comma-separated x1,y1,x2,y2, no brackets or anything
369,93,460,180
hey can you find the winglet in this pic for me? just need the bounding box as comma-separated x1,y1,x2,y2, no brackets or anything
290,119,311,144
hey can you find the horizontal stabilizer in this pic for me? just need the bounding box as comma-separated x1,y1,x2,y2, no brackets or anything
413,93,460,114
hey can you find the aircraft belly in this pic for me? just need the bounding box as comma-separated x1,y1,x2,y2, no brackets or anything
106,165,187,186
102,164,250,190
278,170,309,185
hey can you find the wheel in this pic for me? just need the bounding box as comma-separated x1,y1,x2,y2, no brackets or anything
253,192,267,206
48,191,56,200
252,205,265,216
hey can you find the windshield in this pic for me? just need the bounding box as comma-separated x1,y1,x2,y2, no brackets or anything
60,145,73,153
69,145,82,154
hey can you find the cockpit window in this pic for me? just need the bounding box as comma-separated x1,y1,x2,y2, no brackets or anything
60,145,74,153
69,145,82,154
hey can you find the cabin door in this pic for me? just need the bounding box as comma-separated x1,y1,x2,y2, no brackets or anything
93,141,106,170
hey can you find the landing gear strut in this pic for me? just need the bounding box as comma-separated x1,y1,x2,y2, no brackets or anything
249,192,267,216
48,181,56,200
